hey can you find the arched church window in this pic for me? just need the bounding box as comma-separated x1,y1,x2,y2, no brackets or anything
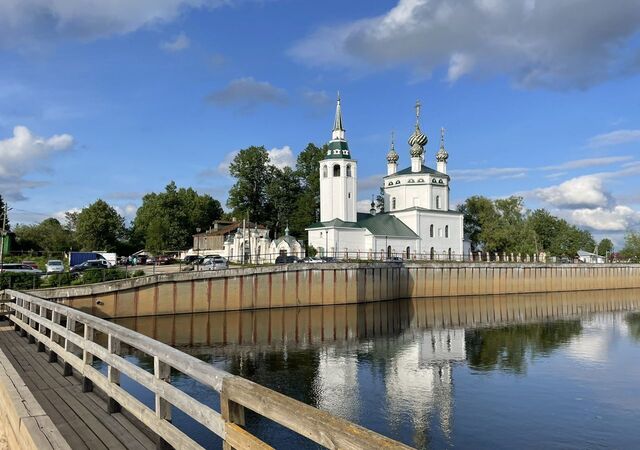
432,178,437,183
445,225,449,238
408,179,415,183
439,179,444,184
448,248,452,260
395,180,400,185
406,246,410,259
333,164,341,177
387,246,392,258
392,197,396,209
322,165,328,178
346,164,352,177
388,182,393,186
430,247,435,260
436,196,441,209
418,178,424,182
430,224,434,237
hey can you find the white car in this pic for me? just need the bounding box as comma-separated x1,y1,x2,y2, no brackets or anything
46,260,65,274
200,255,229,270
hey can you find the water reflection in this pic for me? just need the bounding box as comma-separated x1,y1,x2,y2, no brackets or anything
111,289,640,449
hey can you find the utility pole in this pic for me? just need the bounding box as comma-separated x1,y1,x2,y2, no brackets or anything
0,203,9,274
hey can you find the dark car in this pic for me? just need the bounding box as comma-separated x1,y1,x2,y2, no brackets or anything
320,256,337,263
275,255,300,264
70,259,109,273
183,255,200,265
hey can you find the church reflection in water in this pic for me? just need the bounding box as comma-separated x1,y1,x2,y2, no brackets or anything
113,289,640,449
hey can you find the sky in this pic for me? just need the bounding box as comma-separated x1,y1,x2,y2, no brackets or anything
1,0,640,247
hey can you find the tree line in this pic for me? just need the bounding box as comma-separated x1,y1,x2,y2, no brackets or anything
457,195,614,257
2,145,638,259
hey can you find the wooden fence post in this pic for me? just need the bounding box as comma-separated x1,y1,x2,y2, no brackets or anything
36,304,46,352
154,356,172,450
49,311,60,363
107,334,122,413
82,325,94,392
221,379,246,450
63,316,75,376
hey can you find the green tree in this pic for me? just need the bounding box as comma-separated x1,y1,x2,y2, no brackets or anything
227,146,273,224
266,167,302,236
457,195,497,251
75,199,125,251
14,218,75,252
375,187,385,213
620,231,640,261
132,181,224,252
289,143,326,235
597,238,614,255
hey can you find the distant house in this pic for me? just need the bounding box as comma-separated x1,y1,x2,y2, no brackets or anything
577,250,605,264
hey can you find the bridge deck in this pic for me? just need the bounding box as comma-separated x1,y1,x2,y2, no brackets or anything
0,320,156,450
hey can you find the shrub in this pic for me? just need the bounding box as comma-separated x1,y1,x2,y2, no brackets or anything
0,273,42,290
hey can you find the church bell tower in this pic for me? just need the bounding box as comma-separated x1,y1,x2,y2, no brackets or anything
319,94,358,222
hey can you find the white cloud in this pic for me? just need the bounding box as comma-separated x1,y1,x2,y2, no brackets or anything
0,1,227,48
291,0,640,89
570,206,640,231
160,32,190,52
206,77,287,111
533,175,610,209
0,126,74,200
449,167,528,181
115,204,139,222
587,129,640,148
267,146,296,170
542,156,634,171
210,145,295,177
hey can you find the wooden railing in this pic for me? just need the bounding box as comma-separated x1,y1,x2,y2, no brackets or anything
2,289,412,450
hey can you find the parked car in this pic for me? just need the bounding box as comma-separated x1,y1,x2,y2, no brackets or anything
320,256,337,263
183,255,201,265
70,259,109,273
200,255,229,270
45,260,65,274
22,260,39,270
0,264,43,274
384,256,404,263
157,255,176,265
146,257,157,265
301,256,323,264
275,255,300,264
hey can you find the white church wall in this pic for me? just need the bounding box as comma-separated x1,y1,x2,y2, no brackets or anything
391,210,464,259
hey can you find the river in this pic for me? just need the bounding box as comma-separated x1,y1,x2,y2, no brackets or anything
109,289,640,449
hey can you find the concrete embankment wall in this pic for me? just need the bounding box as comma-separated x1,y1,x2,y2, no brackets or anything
0,343,69,449
31,263,640,319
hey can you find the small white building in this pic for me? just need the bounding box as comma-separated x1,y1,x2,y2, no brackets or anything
268,227,304,262
307,97,464,260
577,250,605,264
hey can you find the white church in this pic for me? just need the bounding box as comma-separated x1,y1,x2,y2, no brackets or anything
307,97,465,260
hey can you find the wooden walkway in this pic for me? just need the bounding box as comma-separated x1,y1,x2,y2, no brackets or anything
0,319,155,450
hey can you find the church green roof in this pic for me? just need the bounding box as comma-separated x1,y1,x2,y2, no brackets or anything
307,213,419,238
323,139,351,159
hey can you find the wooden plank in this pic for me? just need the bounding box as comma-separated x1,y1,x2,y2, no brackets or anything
223,376,413,450
54,385,127,450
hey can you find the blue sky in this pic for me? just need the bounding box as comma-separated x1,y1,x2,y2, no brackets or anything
1,0,640,246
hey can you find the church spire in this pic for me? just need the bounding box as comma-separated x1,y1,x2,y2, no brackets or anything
408,99,428,172
332,92,345,141
436,126,449,174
